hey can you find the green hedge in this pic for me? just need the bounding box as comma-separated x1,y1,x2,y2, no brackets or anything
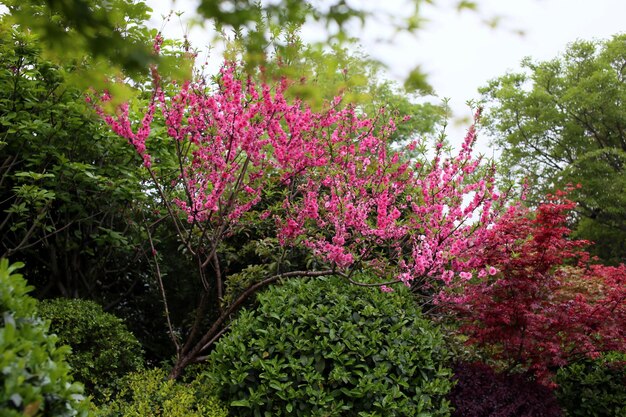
0,259,89,416
208,276,453,417
556,352,626,417
38,298,144,401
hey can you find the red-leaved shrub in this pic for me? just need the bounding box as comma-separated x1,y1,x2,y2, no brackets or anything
449,191,626,384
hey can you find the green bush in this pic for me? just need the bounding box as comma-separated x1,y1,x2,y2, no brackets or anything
37,298,144,401
556,352,626,417
96,368,228,417
208,276,453,417
0,259,89,416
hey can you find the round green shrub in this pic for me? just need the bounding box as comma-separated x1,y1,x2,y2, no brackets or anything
0,259,89,416
95,368,228,417
555,352,626,417
208,276,453,417
38,298,144,400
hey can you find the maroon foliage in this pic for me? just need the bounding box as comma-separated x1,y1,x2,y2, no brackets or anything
448,362,563,417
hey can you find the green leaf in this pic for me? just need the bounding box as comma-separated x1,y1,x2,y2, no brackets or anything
231,399,251,407
404,66,434,95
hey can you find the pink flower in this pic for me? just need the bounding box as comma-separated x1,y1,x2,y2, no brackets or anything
380,285,394,293
459,271,473,280
488,266,498,276
441,270,454,285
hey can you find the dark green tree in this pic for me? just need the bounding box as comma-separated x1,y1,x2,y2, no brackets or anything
0,17,151,300
480,34,626,263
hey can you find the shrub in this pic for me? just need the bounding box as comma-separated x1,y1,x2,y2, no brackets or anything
208,276,453,417
96,368,228,417
38,298,144,400
0,259,89,416
448,362,563,417
555,352,626,417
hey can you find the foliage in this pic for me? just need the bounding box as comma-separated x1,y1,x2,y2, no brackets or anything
0,259,89,417
3,0,483,87
95,368,228,417
448,362,563,417
0,16,154,302
208,276,453,417
555,352,626,417
448,190,626,384
97,39,511,377
480,34,626,263
37,298,144,401
3,0,156,82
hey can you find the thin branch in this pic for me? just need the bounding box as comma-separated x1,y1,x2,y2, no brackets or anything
181,291,210,355
143,215,181,356
345,275,405,288
145,166,195,256
198,321,232,355
213,248,223,303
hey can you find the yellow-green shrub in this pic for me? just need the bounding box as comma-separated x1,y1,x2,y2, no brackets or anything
96,368,227,417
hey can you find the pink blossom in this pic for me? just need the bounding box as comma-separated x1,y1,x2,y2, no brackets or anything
459,271,473,280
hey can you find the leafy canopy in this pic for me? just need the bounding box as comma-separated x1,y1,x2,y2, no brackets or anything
480,34,626,263
3,0,485,90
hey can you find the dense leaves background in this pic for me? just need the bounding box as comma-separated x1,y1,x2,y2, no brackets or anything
0,18,151,301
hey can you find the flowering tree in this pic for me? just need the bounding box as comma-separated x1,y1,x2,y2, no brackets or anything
449,190,626,385
95,36,512,378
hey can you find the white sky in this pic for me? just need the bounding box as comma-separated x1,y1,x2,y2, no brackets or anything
148,0,626,148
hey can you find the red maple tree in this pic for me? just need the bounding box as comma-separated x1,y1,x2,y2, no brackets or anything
449,189,626,384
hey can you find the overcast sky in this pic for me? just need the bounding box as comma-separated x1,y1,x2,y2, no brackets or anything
373,0,625,118
149,0,626,147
